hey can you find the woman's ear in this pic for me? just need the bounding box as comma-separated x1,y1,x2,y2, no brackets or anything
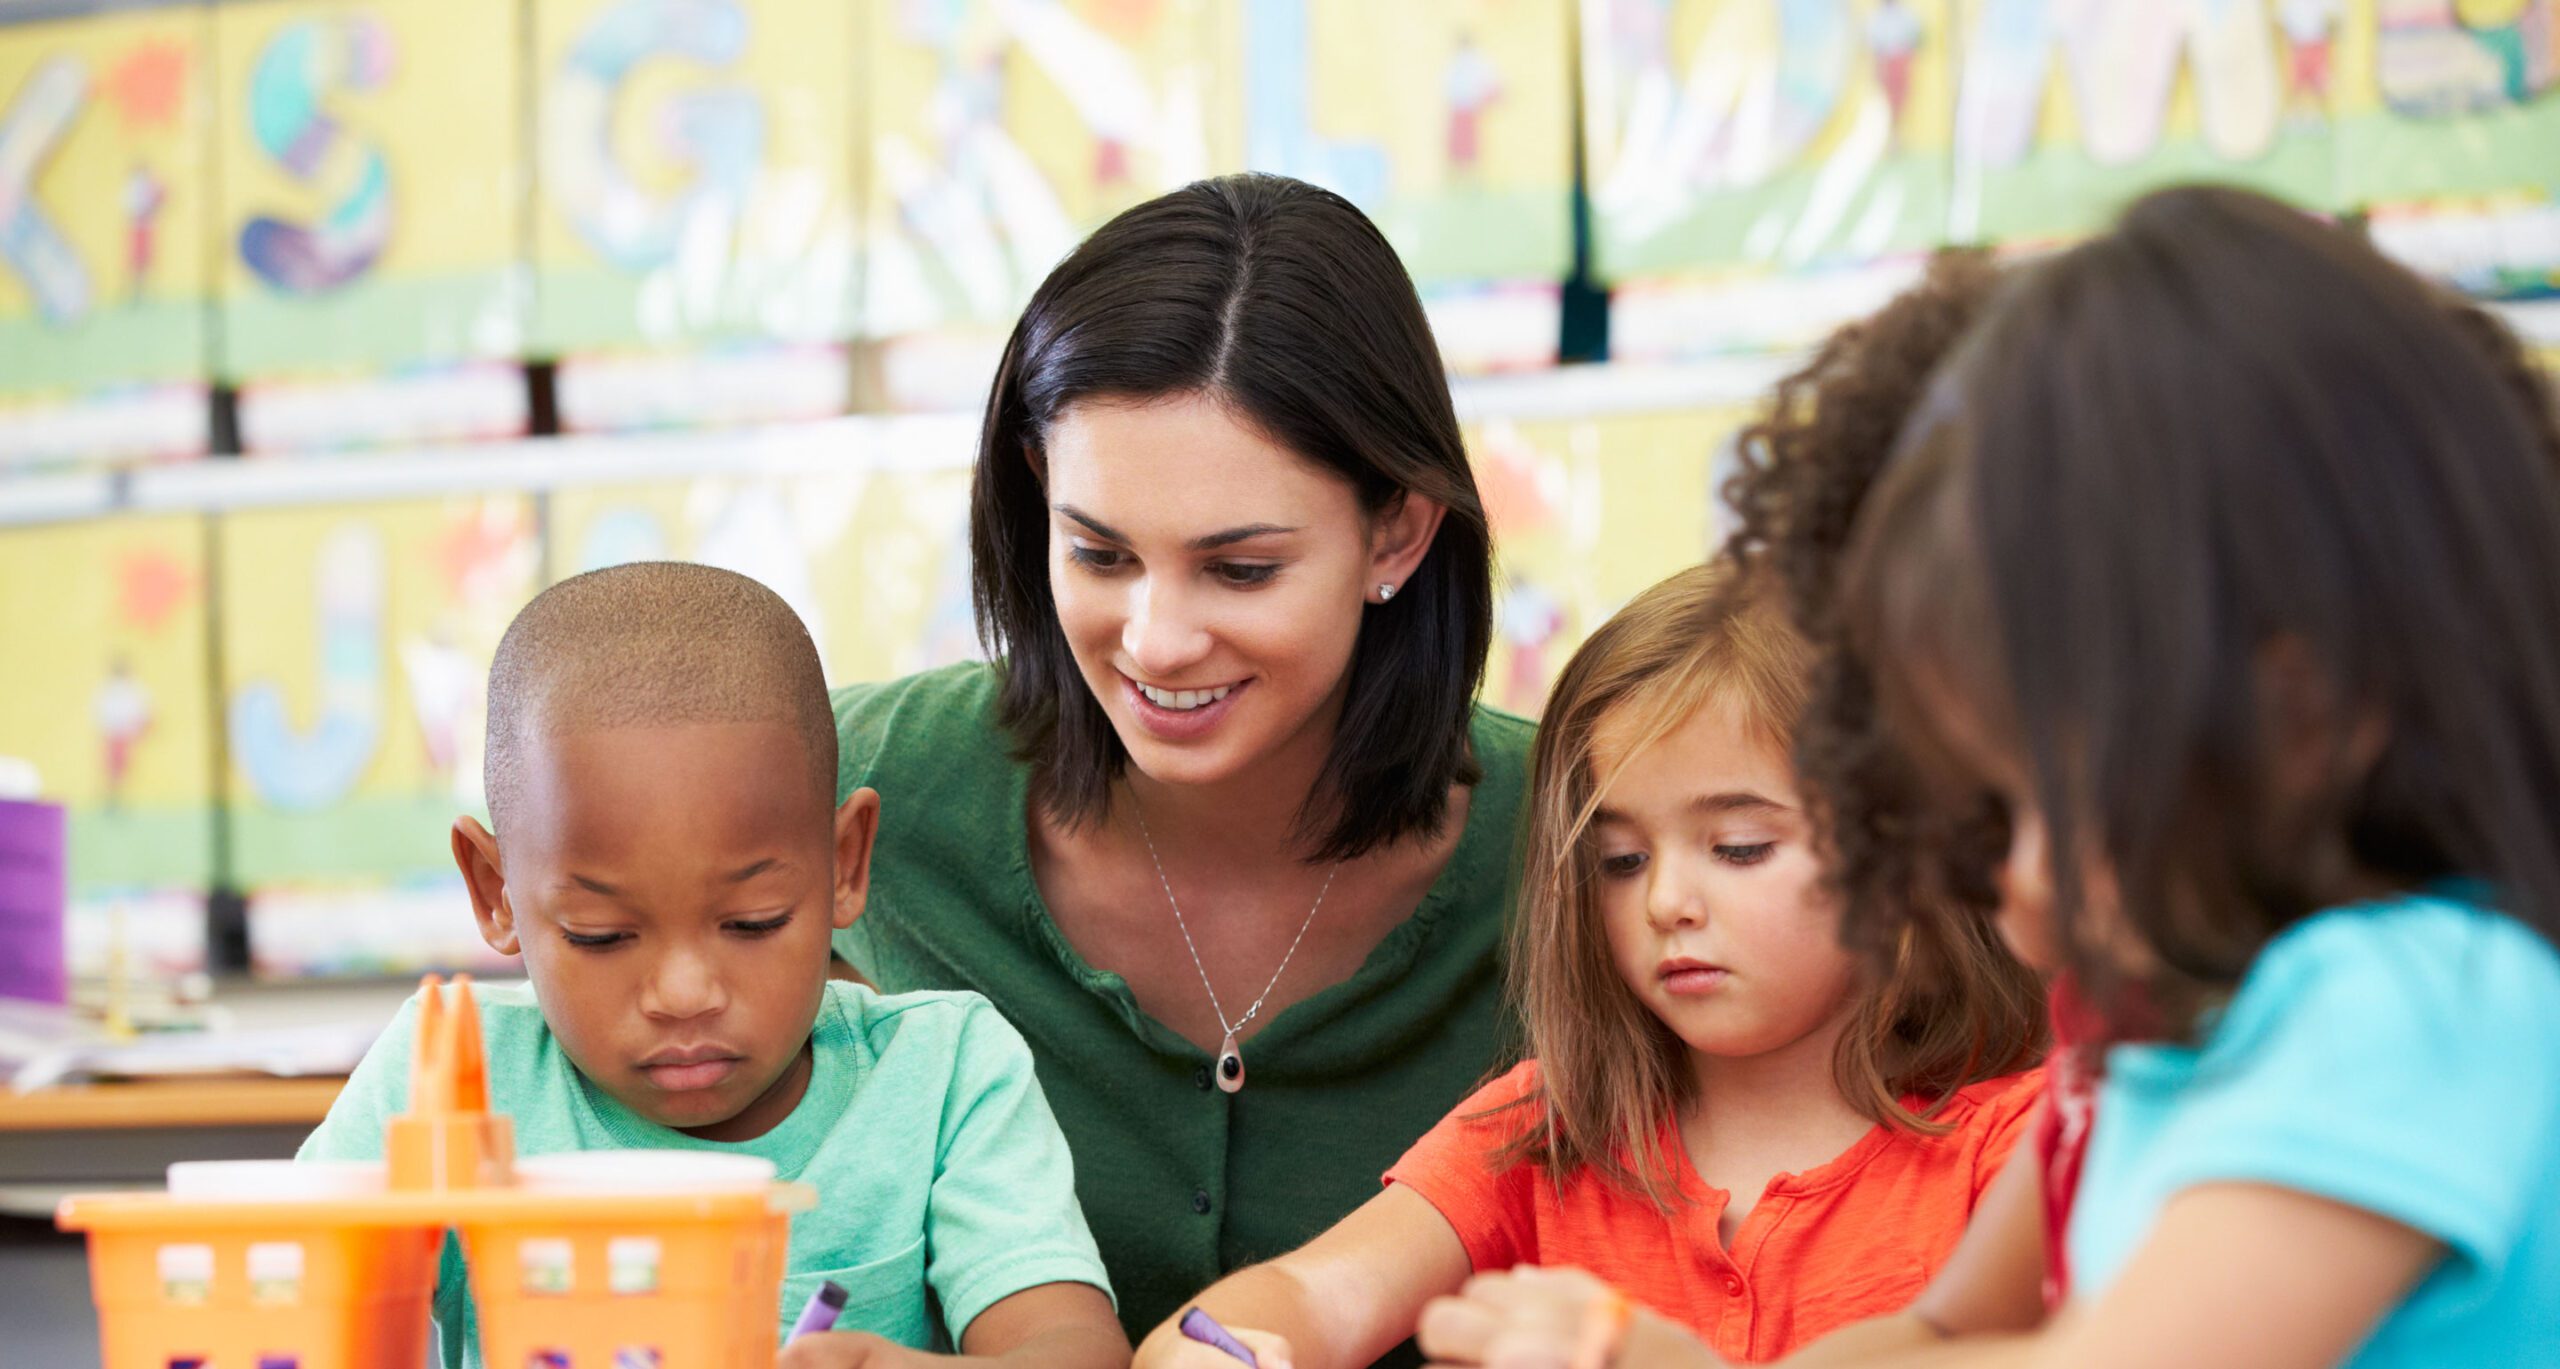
1367,491,1448,603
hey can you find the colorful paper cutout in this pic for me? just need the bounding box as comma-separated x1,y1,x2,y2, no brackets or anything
1470,406,1751,710
2335,0,2560,204
1947,0,2330,243
862,0,1225,340
533,0,856,354
0,514,216,972
0,9,209,399
214,0,524,381
1585,0,1954,281
1241,0,1572,285
219,496,537,891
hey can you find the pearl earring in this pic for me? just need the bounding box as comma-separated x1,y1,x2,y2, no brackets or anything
1376,583,1398,602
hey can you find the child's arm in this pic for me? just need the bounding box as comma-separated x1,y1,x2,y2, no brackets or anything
777,1281,1127,1369
1414,1158,2441,1369
1133,1183,1475,1369
1789,1112,2053,1361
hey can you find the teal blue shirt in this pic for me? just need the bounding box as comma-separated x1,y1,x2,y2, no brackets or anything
2071,893,2560,1364
301,980,1111,1368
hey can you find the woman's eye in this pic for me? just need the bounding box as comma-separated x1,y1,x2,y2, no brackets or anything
562,929,630,950
1715,843,1777,867
1599,851,1649,879
1067,545,1128,572
728,913,794,938
1211,561,1280,587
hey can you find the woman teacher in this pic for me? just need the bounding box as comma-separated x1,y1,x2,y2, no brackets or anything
830,173,1534,1351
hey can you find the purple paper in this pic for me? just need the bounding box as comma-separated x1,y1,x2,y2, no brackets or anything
0,800,67,1004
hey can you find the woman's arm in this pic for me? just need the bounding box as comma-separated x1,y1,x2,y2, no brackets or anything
776,1280,1128,1369
1418,1182,2439,1369
1136,1183,1477,1369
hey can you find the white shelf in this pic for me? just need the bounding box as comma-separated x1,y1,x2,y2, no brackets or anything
3,302,2552,528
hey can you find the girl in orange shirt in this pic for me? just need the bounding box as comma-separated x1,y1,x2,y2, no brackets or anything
1132,561,2046,1369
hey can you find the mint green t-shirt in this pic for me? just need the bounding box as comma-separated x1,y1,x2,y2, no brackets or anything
300,980,1111,1368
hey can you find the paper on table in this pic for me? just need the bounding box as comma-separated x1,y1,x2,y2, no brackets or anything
3,1010,382,1093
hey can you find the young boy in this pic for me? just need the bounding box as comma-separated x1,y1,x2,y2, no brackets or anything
300,562,1128,1369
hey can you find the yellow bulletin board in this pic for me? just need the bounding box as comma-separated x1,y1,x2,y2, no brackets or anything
0,513,216,893
532,0,858,356
217,495,539,891
213,0,525,381
1946,0,2337,243
549,462,982,688
2331,0,2560,205
1471,405,1751,712
0,8,210,398
1241,0,1573,284
1585,0,1954,279
862,0,1229,338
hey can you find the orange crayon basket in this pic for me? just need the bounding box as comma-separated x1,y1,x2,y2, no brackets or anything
58,976,813,1369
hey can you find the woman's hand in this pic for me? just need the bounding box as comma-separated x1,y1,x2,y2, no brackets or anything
1134,1324,1298,1369
1417,1266,1725,1369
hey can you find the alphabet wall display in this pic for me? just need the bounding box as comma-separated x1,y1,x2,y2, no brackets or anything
0,10,209,401
214,0,524,381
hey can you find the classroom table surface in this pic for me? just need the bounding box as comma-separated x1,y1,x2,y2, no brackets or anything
0,1076,346,1132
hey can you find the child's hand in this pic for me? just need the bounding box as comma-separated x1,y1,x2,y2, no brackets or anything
1134,1324,1295,1369
776,1329,926,1369
1417,1267,1723,1369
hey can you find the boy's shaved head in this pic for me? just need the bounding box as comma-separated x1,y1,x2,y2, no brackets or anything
484,562,835,833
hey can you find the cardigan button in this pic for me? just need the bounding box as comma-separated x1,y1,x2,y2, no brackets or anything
1191,1189,1214,1216
1194,1065,1212,1091
1723,1274,1744,1296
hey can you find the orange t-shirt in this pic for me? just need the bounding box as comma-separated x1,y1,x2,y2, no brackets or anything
1385,1059,2043,1364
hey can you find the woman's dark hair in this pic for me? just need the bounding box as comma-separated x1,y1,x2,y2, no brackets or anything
1838,185,2560,1035
970,173,1494,861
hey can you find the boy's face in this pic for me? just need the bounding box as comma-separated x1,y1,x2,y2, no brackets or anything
453,720,877,1142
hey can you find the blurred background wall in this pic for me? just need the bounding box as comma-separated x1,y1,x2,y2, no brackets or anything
0,0,2554,985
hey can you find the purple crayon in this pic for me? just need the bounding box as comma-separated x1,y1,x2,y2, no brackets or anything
787,1279,851,1342
1179,1306,1260,1367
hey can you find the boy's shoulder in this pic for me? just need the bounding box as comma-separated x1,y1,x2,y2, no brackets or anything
822,979,1024,1074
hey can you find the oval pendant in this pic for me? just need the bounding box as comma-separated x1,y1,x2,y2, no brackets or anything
1216,1032,1245,1094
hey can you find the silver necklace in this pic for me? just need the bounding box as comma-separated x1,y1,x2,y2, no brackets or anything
1133,800,1338,1095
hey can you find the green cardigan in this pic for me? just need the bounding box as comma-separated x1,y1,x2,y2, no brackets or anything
831,663,1533,1356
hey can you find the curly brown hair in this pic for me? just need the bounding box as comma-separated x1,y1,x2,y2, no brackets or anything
1716,248,2019,959
1723,205,2560,1036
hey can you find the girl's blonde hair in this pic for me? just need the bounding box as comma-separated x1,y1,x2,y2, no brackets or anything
1496,562,2046,1208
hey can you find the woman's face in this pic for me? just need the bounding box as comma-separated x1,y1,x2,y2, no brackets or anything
1040,392,1426,793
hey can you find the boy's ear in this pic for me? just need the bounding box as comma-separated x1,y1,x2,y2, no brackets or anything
831,787,882,932
453,817,520,957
